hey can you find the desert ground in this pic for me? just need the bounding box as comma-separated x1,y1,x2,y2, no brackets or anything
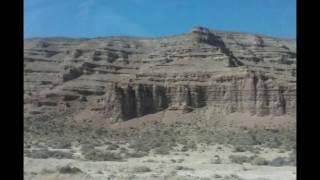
24,114,296,180
24,143,295,180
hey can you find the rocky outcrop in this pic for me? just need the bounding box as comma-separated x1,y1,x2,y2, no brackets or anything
24,27,296,125
99,71,294,122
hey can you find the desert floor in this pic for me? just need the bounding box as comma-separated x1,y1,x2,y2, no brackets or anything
24,144,296,180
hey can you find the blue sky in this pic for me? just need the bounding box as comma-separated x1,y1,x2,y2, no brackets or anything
24,0,296,39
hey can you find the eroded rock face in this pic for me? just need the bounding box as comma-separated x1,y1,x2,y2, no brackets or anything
24,27,296,125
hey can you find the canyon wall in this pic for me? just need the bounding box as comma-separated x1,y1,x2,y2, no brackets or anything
24,27,296,125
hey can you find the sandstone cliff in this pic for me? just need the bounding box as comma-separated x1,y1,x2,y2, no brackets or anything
24,27,296,126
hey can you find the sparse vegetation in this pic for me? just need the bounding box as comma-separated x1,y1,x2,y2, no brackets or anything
80,143,96,154
144,159,157,163
106,143,119,150
229,155,250,164
119,147,127,152
58,165,82,174
229,154,269,166
40,168,55,174
230,144,262,154
127,150,148,158
96,170,103,174
154,146,170,155
232,145,261,153
132,166,152,173
269,157,288,166
84,149,122,161
211,155,222,164
49,139,72,149
222,174,244,180
250,156,269,166
214,174,223,178
232,145,248,152
175,166,194,171
181,145,189,152
269,156,295,166
25,117,295,161
24,149,73,159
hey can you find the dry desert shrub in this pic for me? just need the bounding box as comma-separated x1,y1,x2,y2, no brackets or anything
154,146,171,155
211,155,222,164
40,168,55,174
144,159,157,163
232,145,261,153
127,150,148,158
222,174,244,180
181,146,189,152
269,156,295,166
250,155,269,166
229,154,269,166
288,150,296,166
96,170,103,174
58,165,82,174
229,155,251,164
202,127,296,149
180,139,198,152
232,145,248,152
269,157,289,166
119,147,127,152
213,174,223,178
106,143,119,150
175,166,194,171
132,166,152,173
83,149,122,161
25,115,295,162
177,158,184,163
24,149,73,159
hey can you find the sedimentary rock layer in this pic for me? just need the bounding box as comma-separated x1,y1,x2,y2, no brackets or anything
24,27,296,124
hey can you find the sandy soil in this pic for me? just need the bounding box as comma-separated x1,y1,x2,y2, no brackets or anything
24,144,296,180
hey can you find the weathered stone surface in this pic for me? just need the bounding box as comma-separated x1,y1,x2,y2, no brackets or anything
24,27,296,125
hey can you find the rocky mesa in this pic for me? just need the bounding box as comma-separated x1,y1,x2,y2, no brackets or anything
24,27,296,127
